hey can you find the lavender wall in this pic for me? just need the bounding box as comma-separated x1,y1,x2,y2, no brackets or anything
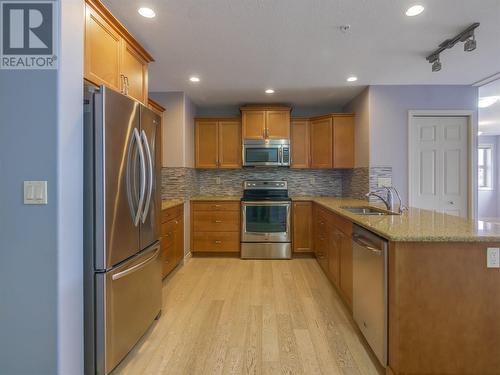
369,85,478,205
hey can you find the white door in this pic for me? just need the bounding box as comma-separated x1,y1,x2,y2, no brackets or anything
409,116,469,218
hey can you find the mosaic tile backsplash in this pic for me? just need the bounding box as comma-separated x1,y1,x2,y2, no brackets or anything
197,168,343,196
160,166,393,200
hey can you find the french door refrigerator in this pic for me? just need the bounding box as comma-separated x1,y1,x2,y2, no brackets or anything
84,84,162,375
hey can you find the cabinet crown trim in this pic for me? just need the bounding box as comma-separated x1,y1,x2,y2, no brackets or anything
86,0,154,62
240,105,291,112
310,113,355,121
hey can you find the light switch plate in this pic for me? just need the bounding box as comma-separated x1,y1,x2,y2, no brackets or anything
377,177,392,188
24,181,48,205
487,248,500,268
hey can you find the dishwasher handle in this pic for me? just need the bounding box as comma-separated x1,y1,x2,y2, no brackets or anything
353,234,383,255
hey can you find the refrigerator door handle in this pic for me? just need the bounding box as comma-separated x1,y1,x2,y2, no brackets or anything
135,128,147,226
140,130,153,224
111,248,160,280
126,128,139,222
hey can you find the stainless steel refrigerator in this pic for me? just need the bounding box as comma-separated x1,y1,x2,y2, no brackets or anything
84,84,162,375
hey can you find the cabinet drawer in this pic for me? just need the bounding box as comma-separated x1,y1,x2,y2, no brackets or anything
161,204,183,223
193,211,240,232
192,232,240,252
161,227,175,249
192,201,240,212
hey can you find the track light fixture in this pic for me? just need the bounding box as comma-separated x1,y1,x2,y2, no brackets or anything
432,56,442,72
464,34,476,52
426,23,479,72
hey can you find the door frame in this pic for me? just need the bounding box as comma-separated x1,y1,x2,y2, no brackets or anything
408,110,475,219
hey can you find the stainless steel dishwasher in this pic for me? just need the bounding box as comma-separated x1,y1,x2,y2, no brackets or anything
352,224,388,367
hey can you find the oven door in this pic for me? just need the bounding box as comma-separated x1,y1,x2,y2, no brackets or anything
243,145,281,166
241,201,291,242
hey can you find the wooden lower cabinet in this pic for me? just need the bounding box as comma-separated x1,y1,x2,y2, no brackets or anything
292,201,312,253
160,204,184,278
312,203,353,308
191,201,240,253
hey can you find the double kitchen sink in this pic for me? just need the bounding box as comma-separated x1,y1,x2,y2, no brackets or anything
341,206,399,216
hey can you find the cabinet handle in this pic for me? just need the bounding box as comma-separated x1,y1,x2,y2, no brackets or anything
120,74,125,93
124,76,129,95
215,240,222,244
174,220,178,224
213,205,221,208
214,220,222,223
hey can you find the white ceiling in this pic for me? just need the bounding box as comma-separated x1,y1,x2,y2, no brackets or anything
104,0,500,108
479,79,500,135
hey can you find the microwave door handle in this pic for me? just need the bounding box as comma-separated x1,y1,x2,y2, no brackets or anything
279,148,283,165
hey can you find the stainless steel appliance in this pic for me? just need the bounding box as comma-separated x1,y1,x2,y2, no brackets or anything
84,84,162,375
352,224,388,367
240,181,291,259
242,139,290,167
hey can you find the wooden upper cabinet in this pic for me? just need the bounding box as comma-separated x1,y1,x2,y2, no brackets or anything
218,120,241,168
84,0,154,104
291,118,309,168
310,117,333,168
195,118,241,169
195,120,218,168
333,116,355,168
121,42,148,103
241,106,291,140
266,110,290,139
242,110,266,139
84,5,121,90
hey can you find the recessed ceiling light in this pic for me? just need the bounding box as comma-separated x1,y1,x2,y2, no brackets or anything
347,76,358,82
478,96,500,108
265,89,275,94
189,76,200,83
138,7,156,18
405,5,424,17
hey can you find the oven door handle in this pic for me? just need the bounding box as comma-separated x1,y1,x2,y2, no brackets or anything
242,201,291,207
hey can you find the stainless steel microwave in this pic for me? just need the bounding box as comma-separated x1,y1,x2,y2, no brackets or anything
242,139,290,167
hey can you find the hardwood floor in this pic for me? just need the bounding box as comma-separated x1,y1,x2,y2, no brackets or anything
112,257,382,375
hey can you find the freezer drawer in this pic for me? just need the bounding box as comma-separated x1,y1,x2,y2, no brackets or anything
95,243,162,375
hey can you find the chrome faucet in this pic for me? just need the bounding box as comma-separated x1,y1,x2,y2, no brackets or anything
366,186,407,214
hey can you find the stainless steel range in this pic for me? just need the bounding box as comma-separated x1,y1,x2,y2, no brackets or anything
240,180,291,259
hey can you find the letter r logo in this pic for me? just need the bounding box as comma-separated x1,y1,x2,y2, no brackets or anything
2,2,53,55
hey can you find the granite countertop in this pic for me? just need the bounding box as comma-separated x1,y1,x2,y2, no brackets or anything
185,194,500,242
303,197,500,242
190,196,242,201
161,199,184,210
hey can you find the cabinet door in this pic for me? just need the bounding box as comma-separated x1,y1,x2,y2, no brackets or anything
195,120,218,168
292,202,312,252
121,42,148,103
174,217,184,264
161,220,176,278
310,117,333,168
328,229,341,286
242,111,266,139
266,111,290,139
291,119,310,168
339,231,353,308
84,5,121,90
333,116,354,168
218,120,241,168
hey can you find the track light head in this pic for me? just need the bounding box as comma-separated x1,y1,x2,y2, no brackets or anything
432,57,442,72
464,35,477,52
